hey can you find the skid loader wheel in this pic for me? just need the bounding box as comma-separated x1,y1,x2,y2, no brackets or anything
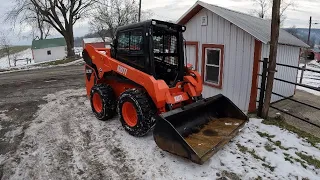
118,89,157,137
90,84,116,121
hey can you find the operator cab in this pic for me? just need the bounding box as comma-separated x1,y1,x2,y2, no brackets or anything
111,19,186,87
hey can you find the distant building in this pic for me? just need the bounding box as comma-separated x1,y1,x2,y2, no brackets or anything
31,38,67,63
308,49,320,62
82,37,112,48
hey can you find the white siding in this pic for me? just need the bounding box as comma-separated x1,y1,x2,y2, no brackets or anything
184,45,197,69
184,9,255,112
260,44,300,102
33,46,67,63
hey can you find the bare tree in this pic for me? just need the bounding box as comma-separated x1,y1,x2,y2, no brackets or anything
89,18,111,43
33,7,52,40
251,0,269,18
0,33,12,67
6,1,52,40
91,0,152,40
7,0,97,57
251,0,295,22
279,0,295,23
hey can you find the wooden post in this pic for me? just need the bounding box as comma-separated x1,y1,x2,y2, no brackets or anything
261,0,281,118
257,58,268,117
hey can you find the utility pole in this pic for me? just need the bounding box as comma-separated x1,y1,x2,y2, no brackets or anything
261,0,281,118
307,16,312,45
138,0,142,22
299,16,312,84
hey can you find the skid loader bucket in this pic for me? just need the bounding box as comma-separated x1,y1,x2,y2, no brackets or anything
153,94,248,164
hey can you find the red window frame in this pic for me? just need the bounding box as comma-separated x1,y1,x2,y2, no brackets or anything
201,44,224,89
185,41,199,71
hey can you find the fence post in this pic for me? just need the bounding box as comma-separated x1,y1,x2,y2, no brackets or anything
257,58,268,117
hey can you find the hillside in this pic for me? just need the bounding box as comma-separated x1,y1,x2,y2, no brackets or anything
284,28,320,47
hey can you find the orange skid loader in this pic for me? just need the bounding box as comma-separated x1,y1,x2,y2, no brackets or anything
83,20,248,164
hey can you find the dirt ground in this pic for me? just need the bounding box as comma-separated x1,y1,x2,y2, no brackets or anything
269,89,320,138
0,66,84,179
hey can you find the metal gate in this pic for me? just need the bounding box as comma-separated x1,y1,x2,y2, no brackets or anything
257,58,320,128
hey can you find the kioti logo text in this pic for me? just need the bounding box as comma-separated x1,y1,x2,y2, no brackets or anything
174,95,183,103
117,65,128,75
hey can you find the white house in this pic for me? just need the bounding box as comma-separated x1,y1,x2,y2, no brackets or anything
178,1,308,112
31,38,67,63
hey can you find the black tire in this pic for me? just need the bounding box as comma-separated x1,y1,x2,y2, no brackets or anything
118,89,157,137
90,84,116,121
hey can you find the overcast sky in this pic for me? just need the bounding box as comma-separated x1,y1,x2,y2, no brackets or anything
0,0,320,45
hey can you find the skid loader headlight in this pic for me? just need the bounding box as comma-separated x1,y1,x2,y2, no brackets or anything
152,20,157,25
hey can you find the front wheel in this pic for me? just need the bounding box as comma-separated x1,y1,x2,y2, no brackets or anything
118,89,157,137
90,84,116,121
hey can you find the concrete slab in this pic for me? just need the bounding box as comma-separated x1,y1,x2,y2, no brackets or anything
269,90,320,138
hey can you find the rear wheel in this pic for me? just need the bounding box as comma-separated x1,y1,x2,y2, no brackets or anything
90,84,116,121
118,89,157,137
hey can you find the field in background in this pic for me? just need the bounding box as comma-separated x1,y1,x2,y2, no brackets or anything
0,46,30,59
0,48,33,69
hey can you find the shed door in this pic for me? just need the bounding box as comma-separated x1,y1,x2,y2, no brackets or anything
184,42,199,71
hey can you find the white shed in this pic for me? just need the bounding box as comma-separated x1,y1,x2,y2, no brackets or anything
178,1,308,113
31,38,67,63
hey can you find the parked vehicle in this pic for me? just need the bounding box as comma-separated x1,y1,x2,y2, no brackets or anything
82,20,248,164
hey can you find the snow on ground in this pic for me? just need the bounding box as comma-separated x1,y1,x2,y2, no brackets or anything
297,60,320,96
0,48,33,69
0,89,319,180
0,58,84,75
0,47,84,73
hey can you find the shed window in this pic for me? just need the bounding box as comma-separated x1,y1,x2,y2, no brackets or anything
47,50,51,55
202,44,224,89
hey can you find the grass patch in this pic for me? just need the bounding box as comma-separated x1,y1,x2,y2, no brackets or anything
0,46,30,58
262,118,320,149
237,144,248,154
283,152,307,168
264,143,276,152
283,153,294,163
296,152,320,169
274,141,289,150
257,131,290,150
237,144,266,161
38,56,80,66
257,131,275,140
262,163,276,172
248,149,266,162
